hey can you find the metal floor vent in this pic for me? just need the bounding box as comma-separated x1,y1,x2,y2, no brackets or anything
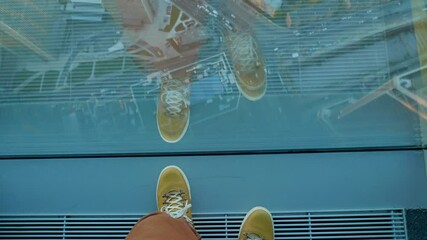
0,209,406,239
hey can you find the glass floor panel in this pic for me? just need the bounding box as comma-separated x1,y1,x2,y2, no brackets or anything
0,0,426,156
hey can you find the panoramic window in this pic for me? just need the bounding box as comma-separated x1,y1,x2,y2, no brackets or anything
0,0,426,155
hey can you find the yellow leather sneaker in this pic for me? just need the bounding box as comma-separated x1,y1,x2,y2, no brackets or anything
239,207,274,240
156,165,192,223
157,79,190,143
226,32,266,101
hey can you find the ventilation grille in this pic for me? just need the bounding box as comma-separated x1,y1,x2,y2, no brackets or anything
0,209,406,239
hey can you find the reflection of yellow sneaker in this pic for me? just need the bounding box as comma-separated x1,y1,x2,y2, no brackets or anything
239,207,274,240
157,79,190,143
156,165,192,223
226,32,266,101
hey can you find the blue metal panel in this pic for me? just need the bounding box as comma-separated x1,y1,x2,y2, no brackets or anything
0,151,426,215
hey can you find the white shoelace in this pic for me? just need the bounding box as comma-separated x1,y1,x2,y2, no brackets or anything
230,33,259,72
243,232,263,240
160,80,188,117
161,190,192,223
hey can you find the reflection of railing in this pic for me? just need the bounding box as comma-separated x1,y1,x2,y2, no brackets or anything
339,65,427,120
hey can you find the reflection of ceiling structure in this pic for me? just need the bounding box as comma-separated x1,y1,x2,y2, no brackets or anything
0,0,60,61
411,0,427,85
339,65,427,120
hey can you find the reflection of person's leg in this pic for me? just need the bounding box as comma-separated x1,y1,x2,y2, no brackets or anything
126,166,200,240
239,207,274,240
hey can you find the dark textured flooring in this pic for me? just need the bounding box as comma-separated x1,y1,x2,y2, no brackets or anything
406,209,427,240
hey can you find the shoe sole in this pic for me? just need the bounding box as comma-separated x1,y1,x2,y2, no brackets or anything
157,108,190,144
156,165,191,207
238,206,275,240
235,77,267,102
